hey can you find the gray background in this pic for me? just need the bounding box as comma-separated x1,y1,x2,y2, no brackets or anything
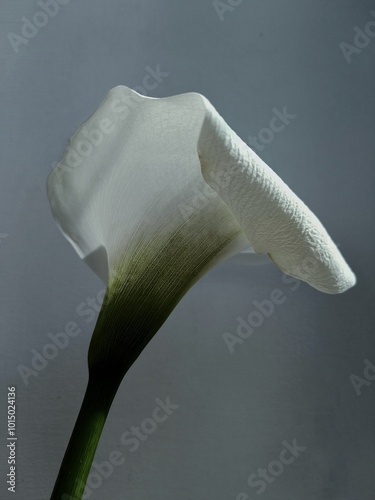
1,1,374,499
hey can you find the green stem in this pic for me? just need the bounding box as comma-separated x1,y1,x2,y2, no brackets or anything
50,370,122,500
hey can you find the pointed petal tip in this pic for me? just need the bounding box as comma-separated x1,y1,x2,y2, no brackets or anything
268,251,357,294
311,268,357,295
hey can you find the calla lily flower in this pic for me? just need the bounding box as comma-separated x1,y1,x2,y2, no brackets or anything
47,86,356,499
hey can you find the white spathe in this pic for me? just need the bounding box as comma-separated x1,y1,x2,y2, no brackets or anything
47,86,356,294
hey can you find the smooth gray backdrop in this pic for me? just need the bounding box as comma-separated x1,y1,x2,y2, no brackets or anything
1,1,374,499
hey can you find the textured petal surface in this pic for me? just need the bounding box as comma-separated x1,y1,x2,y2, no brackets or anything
197,95,356,293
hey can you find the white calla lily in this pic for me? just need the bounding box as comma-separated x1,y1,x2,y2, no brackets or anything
47,86,355,499
48,86,355,296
